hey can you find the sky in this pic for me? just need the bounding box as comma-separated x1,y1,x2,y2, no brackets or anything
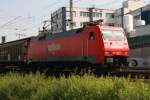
0,0,149,41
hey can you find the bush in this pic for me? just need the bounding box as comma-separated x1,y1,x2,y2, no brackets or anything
0,73,149,100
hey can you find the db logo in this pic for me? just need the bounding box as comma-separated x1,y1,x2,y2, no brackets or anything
47,43,61,51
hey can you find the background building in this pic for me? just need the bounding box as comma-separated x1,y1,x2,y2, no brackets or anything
134,25,150,36
123,0,145,11
51,0,150,34
114,0,148,28
51,7,115,33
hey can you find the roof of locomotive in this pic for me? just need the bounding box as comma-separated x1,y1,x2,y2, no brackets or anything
99,26,124,31
32,28,84,41
32,25,124,41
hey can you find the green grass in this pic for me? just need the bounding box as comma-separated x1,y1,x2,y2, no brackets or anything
0,73,150,100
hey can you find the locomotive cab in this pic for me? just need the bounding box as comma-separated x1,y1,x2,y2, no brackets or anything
99,26,130,66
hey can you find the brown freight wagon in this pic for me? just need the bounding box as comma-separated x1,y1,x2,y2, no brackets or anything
0,38,31,66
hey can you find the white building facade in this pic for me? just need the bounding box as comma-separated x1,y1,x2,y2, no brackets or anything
51,7,115,33
114,0,149,28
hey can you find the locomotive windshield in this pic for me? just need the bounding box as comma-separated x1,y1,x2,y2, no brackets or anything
102,30,126,41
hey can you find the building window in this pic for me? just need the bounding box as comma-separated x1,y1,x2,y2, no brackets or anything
92,12,95,17
83,12,86,16
56,14,59,19
80,12,102,18
108,23,114,26
73,11,76,17
86,12,89,17
66,22,69,26
66,11,76,17
80,22,87,27
80,22,83,27
80,12,89,17
106,13,114,18
66,12,70,17
134,15,140,20
80,12,82,16
73,22,76,27
84,12,89,17
90,12,102,18
96,13,102,18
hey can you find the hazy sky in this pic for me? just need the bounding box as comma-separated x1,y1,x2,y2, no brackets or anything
0,0,149,41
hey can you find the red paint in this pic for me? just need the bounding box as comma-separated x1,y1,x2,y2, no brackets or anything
27,25,130,64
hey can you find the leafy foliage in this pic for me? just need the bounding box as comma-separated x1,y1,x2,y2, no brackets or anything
0,73,149,100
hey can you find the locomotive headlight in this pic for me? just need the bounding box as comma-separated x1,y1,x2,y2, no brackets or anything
105,51,111,55
124,52,128,55
105,52,109,55
106,58,113,63
116,52,121,55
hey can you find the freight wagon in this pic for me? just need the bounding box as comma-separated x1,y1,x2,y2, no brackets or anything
0,38,31,67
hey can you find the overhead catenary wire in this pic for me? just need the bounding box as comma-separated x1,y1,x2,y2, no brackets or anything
31,0,82,32
0,1,63,32
0,0,84,40
0,0,83,41
0,16,21,29
26,0,68,30
0,0,81,33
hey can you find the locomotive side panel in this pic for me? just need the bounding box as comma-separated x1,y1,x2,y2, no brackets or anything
46,34,84,60
27,32,85,62
27,35,84,62
27,38,47,61
83,25,105,64
28,26,105,64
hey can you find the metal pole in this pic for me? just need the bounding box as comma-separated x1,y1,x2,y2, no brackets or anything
1,36,6,43
121,7,124,28
89,8,94,22
70,0,73,30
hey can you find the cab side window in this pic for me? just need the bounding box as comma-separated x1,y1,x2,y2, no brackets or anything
89,32,95,40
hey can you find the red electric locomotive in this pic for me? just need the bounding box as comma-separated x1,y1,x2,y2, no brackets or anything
27,23,130,67
0,22,130,72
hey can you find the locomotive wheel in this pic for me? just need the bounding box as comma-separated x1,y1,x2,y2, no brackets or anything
131,59,138,67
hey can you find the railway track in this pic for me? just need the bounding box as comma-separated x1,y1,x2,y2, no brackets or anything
109,67,150,79
1,65,150,79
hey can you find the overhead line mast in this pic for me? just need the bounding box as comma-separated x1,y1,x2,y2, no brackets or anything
69,0,73,30
89,7,94,22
